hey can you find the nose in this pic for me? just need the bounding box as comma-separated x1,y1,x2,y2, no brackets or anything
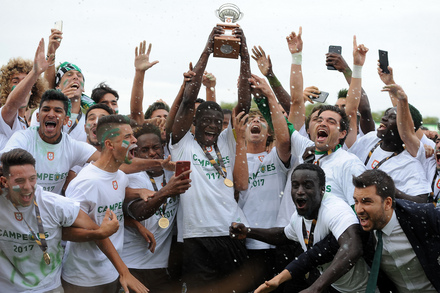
22,179,33,192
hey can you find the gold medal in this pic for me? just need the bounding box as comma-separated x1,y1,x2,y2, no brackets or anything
43,251,51,265
224,178,234,188
158,217,170,229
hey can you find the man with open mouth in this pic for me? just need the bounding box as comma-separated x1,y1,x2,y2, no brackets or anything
0,89,99,195
230,164,369,293
62,114,149,293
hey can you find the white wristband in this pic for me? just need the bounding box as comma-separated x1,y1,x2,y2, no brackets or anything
352,65,363,78
291,52,302,65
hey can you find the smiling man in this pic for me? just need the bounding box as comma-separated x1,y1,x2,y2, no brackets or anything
62,114,148,293
353,169,440,292
0,89,99,194
170,26,251,291
0,148,122,292
230,164,369,293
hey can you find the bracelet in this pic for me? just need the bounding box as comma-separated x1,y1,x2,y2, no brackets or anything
268,76,282,88
352,65,362,78
291,52,302,65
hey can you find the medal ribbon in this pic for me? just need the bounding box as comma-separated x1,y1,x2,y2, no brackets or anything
67,111,82,134
148,173,168,216
302,218,317,250
17,115,29,128
13,199,49,264
364,140,402,169
199,142,228,180
430,170,439,206
303,144,341,166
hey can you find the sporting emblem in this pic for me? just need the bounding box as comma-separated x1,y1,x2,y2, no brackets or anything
15,212,23,221
47,152,54,161
112,180,118,190
258,155,264,162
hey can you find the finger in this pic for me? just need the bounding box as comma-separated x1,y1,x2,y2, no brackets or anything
258,46,266,57
298,26,302,37
146,43,152,56
141,40,146,55
135,46,139,57
189,62,193,71
121,281,129,293
353,35,357,49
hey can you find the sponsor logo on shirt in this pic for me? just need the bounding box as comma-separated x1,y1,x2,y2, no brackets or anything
47,152,54,161
371,160,379,169
14,212,23,221
112,180,118,190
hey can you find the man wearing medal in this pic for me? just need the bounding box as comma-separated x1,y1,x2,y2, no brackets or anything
0,148,121,292
170,26,252,292
121,123,191,292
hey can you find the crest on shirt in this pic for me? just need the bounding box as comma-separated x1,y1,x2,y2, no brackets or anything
15,212,23,221
436,179,440,189
67,119,73,127
206,146,213,152
371,160,379,169
112,180,118,190
47,152,54,161
258,155,265,162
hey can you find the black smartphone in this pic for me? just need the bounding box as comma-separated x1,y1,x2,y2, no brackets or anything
311,91,329,103
175,161,191,180
379,50,390,74
327,46,342,70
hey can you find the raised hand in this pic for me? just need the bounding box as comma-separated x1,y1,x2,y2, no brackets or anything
251,46,272,77
249,74,274,98
352,35,368,66
303,86,321,104
34,38,53,75
233,27,249,57
381,84,407,101
377,62,395,85
325,53,350,72
205,26,224,54
234,111,249,142
286,26,303,54
135,41,159,72
47,28,62,56
202,71,216,88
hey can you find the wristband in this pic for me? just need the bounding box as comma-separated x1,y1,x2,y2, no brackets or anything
268,76,282,88
352,65,363,78
291,52,302,65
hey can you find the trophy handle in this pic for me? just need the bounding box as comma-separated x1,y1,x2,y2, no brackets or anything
215,9,220,19
237,12,243,22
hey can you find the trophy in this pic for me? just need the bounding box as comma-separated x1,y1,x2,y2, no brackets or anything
214,4,243,59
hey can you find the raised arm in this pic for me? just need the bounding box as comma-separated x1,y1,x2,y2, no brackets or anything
286,27,306,131
130,41,159,126
251,46,291,114
165,63,196,136
382,84,420,157
233,111,249,191
344,36,368,148
3,39,53,127
377,64,397,106
44,28,62,89
233,27,252,119
326,51,375,134
250,74,291,163
171,27,223,143
202,71,216,102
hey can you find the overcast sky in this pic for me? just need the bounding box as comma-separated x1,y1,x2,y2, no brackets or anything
1,0,439,120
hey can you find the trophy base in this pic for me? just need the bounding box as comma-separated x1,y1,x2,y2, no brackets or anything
214,23,241,59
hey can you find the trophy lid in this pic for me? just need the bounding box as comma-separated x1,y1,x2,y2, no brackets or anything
215,3,243,23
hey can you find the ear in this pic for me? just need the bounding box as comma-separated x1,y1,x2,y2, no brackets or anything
338,129,347,140
192,117,197,127
384,196,393,211
62,115,70,126
104,139,114,150
36,112,40,123
1,176,9,188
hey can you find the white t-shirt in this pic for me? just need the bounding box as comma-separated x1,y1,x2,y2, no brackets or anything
0,186,79,292
239,149,290,249
349,131,432,195
121,170,178,269
170,125,248,240
1,127,96,194
284,194,368,293
31,108,87,142
62,163,128,286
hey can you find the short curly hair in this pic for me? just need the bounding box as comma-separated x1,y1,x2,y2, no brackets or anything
0,58,48,109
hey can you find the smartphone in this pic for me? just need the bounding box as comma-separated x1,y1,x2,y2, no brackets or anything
379,50,390,74
54,20,63,41
327,45,342,70
175,161,191,179
311,91,329,103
